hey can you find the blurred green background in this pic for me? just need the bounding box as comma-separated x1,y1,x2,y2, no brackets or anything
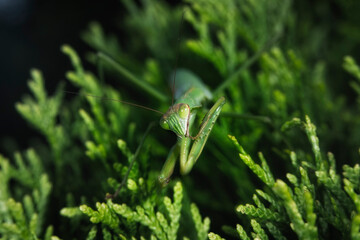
2,0,360,239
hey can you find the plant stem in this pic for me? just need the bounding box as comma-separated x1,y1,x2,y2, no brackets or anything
97,52,169,102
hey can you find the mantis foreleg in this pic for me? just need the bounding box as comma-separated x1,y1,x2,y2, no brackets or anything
180,96,225,174
158,142,180,186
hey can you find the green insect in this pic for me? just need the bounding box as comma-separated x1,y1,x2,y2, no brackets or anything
157,69,225,185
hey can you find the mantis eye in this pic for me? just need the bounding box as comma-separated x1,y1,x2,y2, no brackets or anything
160,118,170,130
178,104,190,119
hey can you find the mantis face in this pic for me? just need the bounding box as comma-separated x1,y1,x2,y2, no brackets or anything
159,103,191,138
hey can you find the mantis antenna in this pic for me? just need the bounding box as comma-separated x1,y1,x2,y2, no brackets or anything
64,91,164,115
171,10,186,105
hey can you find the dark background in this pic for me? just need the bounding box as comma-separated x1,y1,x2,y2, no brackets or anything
0,0,123,152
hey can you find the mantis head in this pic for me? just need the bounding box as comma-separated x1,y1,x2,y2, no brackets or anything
160,103,191,138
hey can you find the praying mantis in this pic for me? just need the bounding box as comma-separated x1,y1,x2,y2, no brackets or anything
157,69,225,185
